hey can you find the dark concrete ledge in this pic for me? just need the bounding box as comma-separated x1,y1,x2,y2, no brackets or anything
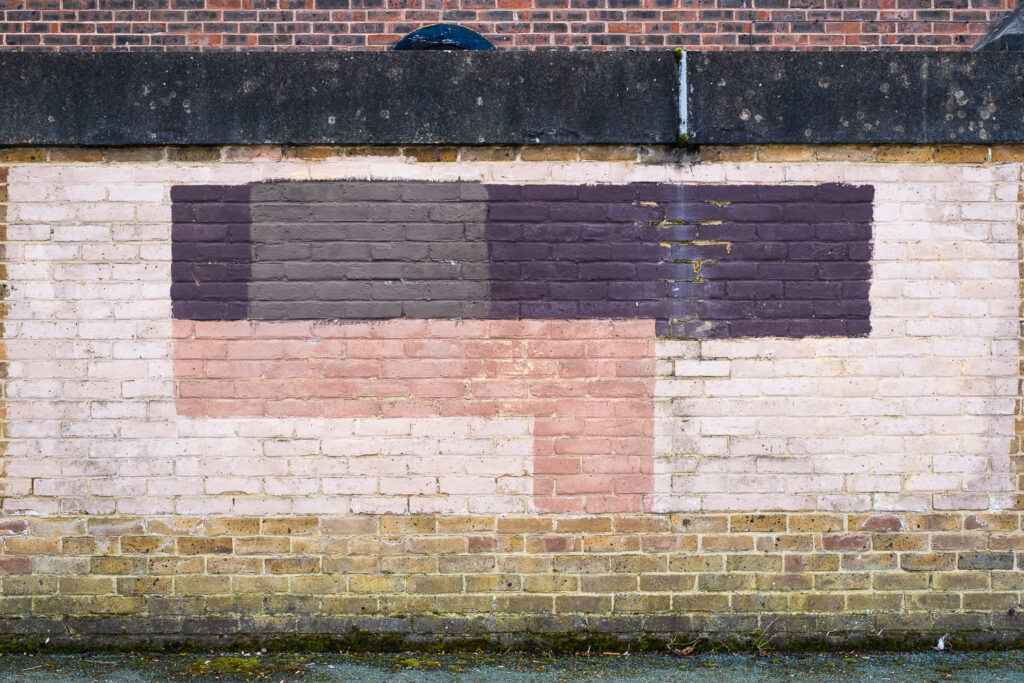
3,53,1024,146
0,52,677,146
686,52,1024,144
1,612,1023,652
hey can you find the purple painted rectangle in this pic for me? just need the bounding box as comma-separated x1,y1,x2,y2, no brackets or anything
171,184,251,321
668,183,873,338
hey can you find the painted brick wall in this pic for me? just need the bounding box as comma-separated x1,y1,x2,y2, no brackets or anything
0,144,1022,645
166,178,873,513
2,149,1018,517
0,0,1012,52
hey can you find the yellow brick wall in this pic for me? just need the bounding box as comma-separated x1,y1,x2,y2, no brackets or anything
0,512,1022,648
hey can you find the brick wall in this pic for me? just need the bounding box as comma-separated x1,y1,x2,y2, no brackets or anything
0,144,1023,645
0,0,1013,52
0,511,1022,649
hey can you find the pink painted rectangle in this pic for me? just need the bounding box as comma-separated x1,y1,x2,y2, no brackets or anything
173,318,656,513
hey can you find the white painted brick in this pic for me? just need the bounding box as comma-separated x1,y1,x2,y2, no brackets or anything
113,302,169,320
117,498,176,515
963,474,1015,492
904,473,961,491
23,244,80,261
121,380,175,398
723,163,787,183
264,477,320,496
175,497,234,515
438,476,497,495
111,264,166,281
730,438,788,456
234,497,293,515
76,203,135,222
112,223,168,240
147,477,204,497
139,244,172,261
754,457,809,473
701,493,815,511
3,498,61,515
352,418,412,436
106,184,166,202
655,340,699,358
379,477,437,496
693,456,756,473
700,380,760,397
52,225,112,243
644,495,701,513
410,497,470,514
816,495,872,512
932,494,989,510
61,421,119,438
349,497,408,515
90,478,148,497
674,360,729,377
90,402,147,419
697,417,758,436
347,456,407,477
962,201,1017,221
813,455,873,474
14,203,77,222
322,478,378,495
293,496,352,515
872,494,931,512
654,379,702,397
263,439,320,457
205,478,262,495
62,498,116,515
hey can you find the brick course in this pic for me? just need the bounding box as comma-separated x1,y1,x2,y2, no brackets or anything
0,0,1012,52
0,512,1022,647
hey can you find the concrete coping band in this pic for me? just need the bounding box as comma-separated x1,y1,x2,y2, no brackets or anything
0,52,1023,146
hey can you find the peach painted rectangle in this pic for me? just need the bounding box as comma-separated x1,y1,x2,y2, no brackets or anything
173,318,656,513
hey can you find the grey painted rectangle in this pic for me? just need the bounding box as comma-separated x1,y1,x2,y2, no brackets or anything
247,181,490,320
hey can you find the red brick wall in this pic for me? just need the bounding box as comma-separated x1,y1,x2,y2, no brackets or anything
0,0,1012,51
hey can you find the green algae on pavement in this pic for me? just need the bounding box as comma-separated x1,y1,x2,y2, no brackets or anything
0,650,1022,681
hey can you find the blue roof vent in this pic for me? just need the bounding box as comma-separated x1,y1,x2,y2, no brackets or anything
393,24,496,51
